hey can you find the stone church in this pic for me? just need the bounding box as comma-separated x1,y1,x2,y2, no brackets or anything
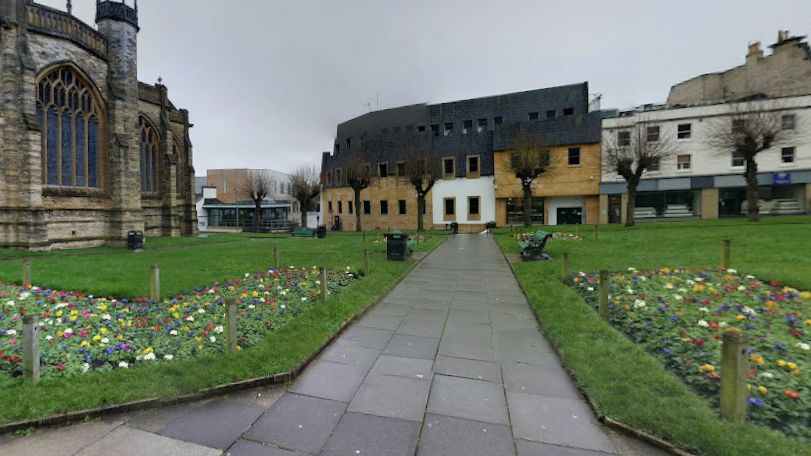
0,0,196,250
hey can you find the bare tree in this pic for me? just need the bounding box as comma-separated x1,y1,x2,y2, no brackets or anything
603,120,676,227
705,101,795,221
291,164,321,228
507,131,552,227
249,170,274,230
344,146,372,232
403,138,439,233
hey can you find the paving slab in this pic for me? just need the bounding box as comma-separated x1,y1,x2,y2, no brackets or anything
355,313,403,331
418,414,515,456
340,326,394,350
288,360,366,402
322,413,420,456
0,420,122,456
227,439,307,456
515,439,615,456
442,320,492,340
382,334,440,360
438,336,494,362
427,374,509,425
318,339,380,372
159,399,265,449
76,426,220,456
369,354,434,381
244,393,345,454
507,392,615,453
447,309,490,324
373,302,412,316
105,401,206,434
406,307,448,320
433,355,502,383
348,374,431,421
502,361,581,399
396,316,446,337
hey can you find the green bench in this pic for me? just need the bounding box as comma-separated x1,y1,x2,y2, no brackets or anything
518,230,552,261
291,227,315,237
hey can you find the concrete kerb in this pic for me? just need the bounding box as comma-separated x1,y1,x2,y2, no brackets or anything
0,240,445,436
497,245,698,456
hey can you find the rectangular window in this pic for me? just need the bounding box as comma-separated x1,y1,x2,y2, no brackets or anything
398,200,407,215
336,169,342,183
467,155,479,175
380,200,389,214
528,112,539,120
732,151,745,167
346,138,351,149
396,161,406,177
546,110,556,119
445,198,455,215
335,144,340,155
468,196,480,216
648,158,660,171
781,147,795,163
431,124,439,136
328,201,333,213
378,162,388,177
444,122,454,135
563,107,574,116
338,201,343,214
494,116,503,125
568,147,581,166
463,119,473,134
348,201,353,214
677,123,692,139
677,154,691,170
732,119,745,134
646,126,660,142
617,131,630,146
782,114,796,130
417,125,426,133
363,200,371,214
443,157,455,177
477,118,487,132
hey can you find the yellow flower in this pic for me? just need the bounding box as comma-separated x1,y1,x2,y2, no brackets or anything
99,304,107,311
758,386,768,395
56,310,63,317
92,335,102,342
236,346,242,351
197,345,203,351
69,316,78,322
749,354,765,365
80,341,90,347
777,359,787,368
195,336,203,343
252,291,259,298
699,364,715,373
70,310,78,316
127,321,133,327
143,347,153,354
799,291,811,300
117,334,124,340
735,315,747,321
787,362,798,370
792,369,801,377
100,328,107,335
805,319,811,326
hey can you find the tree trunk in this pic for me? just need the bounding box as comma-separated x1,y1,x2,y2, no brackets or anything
417,195,425,233
744,156,760,222
625,183,638,227
254,201,261,230
300,200,308,228
522,184,533,227
354,188,362,232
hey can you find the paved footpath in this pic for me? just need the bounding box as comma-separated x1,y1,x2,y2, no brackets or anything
1,235,667,456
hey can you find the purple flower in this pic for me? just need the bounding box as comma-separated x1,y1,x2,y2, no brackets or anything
747,397,765,408
663,347,673,355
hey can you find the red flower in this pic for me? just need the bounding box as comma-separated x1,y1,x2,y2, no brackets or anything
783,390,800,399
705,373,720,381
691,338,705,347
747,369,759,378
709,322,720,330
791,328,803,338
8,356,20,363
55,364,66,372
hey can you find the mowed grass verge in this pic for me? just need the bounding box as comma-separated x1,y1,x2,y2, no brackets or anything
495,216,811,456
0,232,446,425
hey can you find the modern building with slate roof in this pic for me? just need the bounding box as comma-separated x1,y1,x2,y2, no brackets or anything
321,82,607,230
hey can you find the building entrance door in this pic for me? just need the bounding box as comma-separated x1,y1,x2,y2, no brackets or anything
556,207,583,225
608,195,622,224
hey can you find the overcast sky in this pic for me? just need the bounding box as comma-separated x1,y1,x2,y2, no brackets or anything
42,0,811,174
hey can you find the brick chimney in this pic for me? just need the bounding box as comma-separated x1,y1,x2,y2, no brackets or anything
746,41,763,65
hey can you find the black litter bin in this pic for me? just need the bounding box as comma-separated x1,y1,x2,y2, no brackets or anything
385,230,408,261
450,222,459,235
316,225,327,238
127,230,144,250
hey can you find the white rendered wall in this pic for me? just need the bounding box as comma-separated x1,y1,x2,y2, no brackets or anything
601,96,811,183
546,196,585,225
431,176,496,225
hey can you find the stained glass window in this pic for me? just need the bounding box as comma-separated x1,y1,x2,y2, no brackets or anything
36,66,104,189
139,116,160,193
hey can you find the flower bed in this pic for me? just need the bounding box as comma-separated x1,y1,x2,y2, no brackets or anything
0,266,357,379
570,268,810,441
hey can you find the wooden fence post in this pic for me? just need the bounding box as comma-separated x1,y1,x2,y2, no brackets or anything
599,270,609,320
274,246,280,270
23,315,40,383
225,297,238,355
150,264,160,302
364,249,370,276
720,331,747,423
22,258,32,288
320,267,328,301
721,239,731,270
561,252,569,282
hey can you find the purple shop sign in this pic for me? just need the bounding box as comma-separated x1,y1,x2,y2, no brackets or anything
773,172,791,186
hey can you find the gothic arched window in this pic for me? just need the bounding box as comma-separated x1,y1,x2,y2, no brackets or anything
36,66,104,188
139,116,160,193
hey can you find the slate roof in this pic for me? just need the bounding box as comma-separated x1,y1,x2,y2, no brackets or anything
322,83,606,185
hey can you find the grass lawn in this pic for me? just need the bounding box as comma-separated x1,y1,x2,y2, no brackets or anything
495,216,811,456
0,231,445,425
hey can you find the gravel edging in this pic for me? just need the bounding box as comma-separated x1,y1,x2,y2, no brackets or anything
0,240,443,435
